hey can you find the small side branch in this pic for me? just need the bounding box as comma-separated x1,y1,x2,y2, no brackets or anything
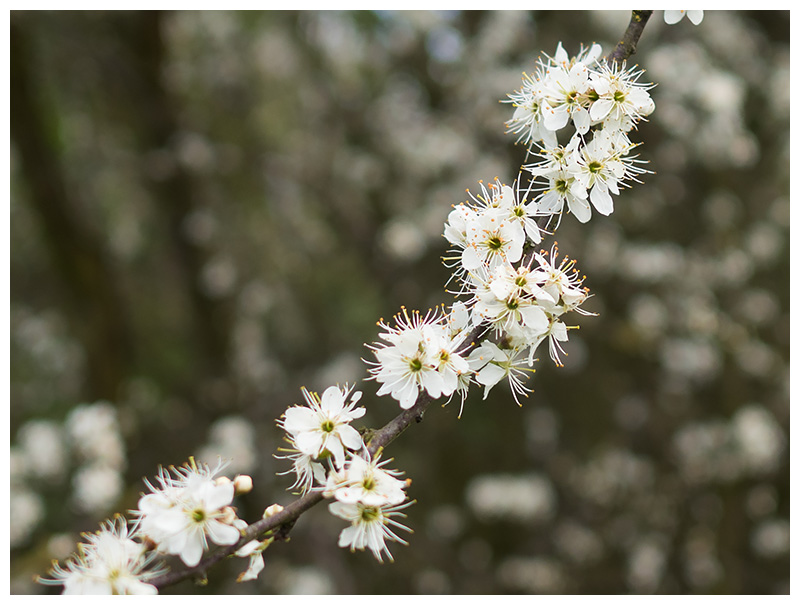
607,10,653,64
150,320,492,590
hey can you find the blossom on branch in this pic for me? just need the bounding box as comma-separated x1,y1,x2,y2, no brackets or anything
324,451,409,507
275,444,326,495
367,307,470,409
508,42,653,225
444,179,543,284
135,459,242,568
329,500,414,563
279,384,366,469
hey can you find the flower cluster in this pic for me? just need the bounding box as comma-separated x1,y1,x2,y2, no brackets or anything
468,241,592,399
325,453,412,562
42,460,259,593
135,459,246,568
365,43,654,416
39,517,164,595
367,307,470,410
277,386,413,562
443,180,542,278
368,176,592,414
506,43,653,224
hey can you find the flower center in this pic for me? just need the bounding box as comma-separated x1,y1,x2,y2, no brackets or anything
487,236,504,251
555,179,569,194
613,90,626,103
191,508,206,523
408,357,423,373
321,420,335,433
588,161,603,174
360,506,381,523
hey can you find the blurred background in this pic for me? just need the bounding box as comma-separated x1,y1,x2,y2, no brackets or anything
9,10,789,595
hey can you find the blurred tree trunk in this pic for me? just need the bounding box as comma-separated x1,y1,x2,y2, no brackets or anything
118,11,234,407
10,17,132,402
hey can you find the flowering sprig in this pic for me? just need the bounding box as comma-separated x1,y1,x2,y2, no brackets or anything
42,12,664,593
42,459,260,593
506,42,654,227
276,388,415,562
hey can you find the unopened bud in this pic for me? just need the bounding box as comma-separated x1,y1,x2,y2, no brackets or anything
233,474,253,494
219,506,238,525
263,504,284,518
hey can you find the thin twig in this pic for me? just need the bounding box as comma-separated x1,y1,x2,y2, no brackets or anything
151,320,490,589
607,10,653,64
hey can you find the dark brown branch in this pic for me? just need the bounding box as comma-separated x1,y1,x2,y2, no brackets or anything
150,320,490,589
607,10,653,64
150,400,431,588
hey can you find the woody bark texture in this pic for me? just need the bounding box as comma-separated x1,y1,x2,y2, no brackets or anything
607,10,653,64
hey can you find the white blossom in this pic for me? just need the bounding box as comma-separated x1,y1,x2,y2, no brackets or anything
505,42,602,147
280,384,366,468
472,261,551,336
368,307,469,409
589,61,655,131
468,341,535,405
508,42,654,224
541,56,593,134
276,444,327,495
664,10,704,25
505,67,558,148
444,179,542,283
135,459,241,568
329,500,413,563
324,452,408,507
41,517,163,595
530,244,591,316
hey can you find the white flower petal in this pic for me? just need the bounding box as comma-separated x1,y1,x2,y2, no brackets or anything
590,183,614,216
476,363,505,389
338,424,365,451
206,519,241,547
179,532,205,567
320,386,345,414
238,552,265,582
